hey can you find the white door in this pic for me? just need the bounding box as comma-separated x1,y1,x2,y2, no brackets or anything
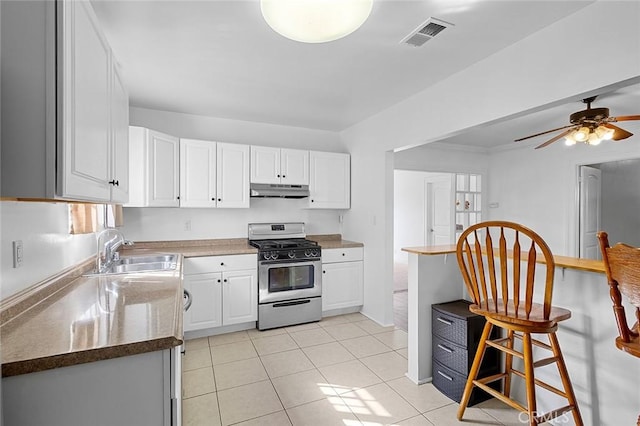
110,64,129,203
579,165,602,259
250,146,281,184
183,272,222,331
309,151,351,209
321,261,364,311
180,139,217,208
61,0,111,201
148,131,179,207
280,149,309,185
222,270,257,325
217,143,250,208
425,174,454,245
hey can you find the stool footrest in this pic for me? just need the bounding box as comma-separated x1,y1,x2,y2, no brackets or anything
533,356,558,368
486,339,524,359
472,380,526,412
513,333,553,350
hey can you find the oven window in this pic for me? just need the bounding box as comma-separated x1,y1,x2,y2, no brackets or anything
268,265,315,292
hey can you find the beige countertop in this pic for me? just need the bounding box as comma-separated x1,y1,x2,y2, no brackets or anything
402,244,605,274
1,235,363,377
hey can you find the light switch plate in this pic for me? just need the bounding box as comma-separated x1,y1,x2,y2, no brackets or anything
13,240,23,268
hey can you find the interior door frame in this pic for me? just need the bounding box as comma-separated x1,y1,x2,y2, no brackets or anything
424,173,455,246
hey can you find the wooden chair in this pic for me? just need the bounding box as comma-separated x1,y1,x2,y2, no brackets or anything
455,221,582,426
597,231,640,426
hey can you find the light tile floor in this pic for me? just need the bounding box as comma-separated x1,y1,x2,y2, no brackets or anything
182,313,522,426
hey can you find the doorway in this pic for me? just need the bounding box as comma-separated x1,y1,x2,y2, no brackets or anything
578,158,640,259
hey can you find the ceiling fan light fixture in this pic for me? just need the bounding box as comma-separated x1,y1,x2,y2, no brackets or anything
260,0,373,43
574,126,590,142
564,132,577,146
587,132,602,145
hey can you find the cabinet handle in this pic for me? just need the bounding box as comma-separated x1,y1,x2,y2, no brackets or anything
282,175,286,178
342,253,345,256
217,279,221,283
437,344,453,353
277,174,281,178
211,198,215,201
322,270,326,274
311,199,314,203
436,317,453,326
437,371,453,382
177,196,180,200
224,279,228,282
220,262,225,266
108,180,119,186
218,198,221,202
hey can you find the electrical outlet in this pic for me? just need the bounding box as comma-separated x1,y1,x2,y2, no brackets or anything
13,240,23,268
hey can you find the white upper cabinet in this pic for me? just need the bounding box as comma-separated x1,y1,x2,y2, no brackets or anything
0,0,129,202
309,151,351,209
180,139,217,208
250,146,309,185
217,143,250,208
180,139,249,209
110,64,130,203
127,127,179,207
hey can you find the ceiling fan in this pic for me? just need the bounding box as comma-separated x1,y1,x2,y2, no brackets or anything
514,96,640,149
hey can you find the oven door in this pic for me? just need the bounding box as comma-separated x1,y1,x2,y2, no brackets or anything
258,259,322,304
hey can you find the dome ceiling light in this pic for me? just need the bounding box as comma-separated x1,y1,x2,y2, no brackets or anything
260,0,373,43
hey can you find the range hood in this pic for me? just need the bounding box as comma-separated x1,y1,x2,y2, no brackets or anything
250,183,310,198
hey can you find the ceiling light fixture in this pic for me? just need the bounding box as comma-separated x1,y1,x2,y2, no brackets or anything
564,125,614,146
260,0,373,43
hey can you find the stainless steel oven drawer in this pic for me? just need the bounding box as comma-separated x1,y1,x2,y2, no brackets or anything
258,297,322,330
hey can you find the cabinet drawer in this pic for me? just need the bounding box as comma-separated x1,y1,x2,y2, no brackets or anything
322,247,363,263
432,335,469,376
432,310,468,347
184,254,257,275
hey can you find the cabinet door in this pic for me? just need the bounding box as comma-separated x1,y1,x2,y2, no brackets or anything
148,130,180,207
184,272,222,331
322,261,363,311
250,146,281,184
222,269,257,325
217,143,250,208
280,149,309,185
110,64,129,203
309,151,350,209
60,0,111,201
180,139,217,208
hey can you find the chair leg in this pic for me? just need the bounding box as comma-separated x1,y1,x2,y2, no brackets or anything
549,332,583,426
457,321,493,421
522,332,537,426
504,329,515,398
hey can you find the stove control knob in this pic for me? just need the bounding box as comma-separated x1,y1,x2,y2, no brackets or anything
263,252,270,260
304,249,312,257
288,250,296,259
271,251,279,260
310,249,319,257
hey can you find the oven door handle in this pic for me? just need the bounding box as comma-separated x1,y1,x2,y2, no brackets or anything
272,299,312,308
260,259,320,266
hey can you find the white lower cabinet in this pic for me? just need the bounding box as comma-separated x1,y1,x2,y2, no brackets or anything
321,247,364,312
183,255,257,332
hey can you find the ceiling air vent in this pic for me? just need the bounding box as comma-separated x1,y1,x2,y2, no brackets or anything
401,17,454,47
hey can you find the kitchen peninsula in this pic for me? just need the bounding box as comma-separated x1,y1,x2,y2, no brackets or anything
401,244,638,425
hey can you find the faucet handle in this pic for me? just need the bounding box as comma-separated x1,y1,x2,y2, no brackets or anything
123,240,134,246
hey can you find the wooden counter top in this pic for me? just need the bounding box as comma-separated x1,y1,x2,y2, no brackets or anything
402,245,605,274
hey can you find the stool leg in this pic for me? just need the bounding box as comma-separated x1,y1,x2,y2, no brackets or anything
504,329,515,398
457,321,493,420
522,332,537,426
549,332,583,426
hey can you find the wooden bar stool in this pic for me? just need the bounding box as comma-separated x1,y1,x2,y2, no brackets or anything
455,221,582,426
597,231,640,426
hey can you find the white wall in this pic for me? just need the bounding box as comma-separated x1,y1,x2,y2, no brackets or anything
122,199,343,241
340,1,640,326
0,202,96,299
130,107,346,153
600,159,640,247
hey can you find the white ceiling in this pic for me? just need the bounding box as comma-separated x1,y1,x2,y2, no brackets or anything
92,0,603,135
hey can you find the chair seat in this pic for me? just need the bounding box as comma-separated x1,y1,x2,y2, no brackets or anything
470,299,572,330
616,336,640,358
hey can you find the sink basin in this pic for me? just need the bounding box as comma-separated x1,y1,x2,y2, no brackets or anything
85,254,178,276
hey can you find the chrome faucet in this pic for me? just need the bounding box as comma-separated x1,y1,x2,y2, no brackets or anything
96,229,134,272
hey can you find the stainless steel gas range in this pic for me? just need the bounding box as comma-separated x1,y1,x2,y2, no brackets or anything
248,223,322,330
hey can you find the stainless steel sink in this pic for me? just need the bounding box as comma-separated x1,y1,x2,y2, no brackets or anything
85,254,178,276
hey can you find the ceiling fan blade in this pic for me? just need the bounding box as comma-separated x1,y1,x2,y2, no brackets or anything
534,129,574,150
604,123,634,141
514,124,576,142
612,115,640,122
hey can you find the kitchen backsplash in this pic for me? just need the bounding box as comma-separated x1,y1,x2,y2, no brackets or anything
121,197,345,241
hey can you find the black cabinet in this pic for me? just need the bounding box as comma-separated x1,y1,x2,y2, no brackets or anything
432,300,501,405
